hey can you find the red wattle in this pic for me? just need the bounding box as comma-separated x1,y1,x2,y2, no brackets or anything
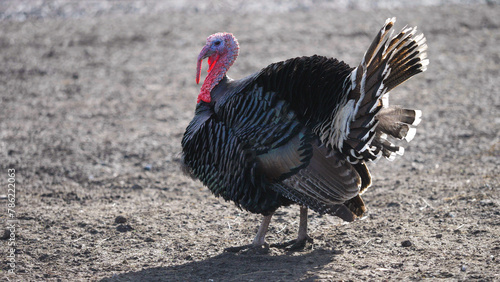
197,89,211,103
207,54,219,73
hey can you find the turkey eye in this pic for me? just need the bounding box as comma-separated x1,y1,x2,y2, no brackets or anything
214,41,221,46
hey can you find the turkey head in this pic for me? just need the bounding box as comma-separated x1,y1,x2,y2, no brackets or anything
196,32,239,103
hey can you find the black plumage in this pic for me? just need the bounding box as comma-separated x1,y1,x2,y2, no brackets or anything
181,18,428,249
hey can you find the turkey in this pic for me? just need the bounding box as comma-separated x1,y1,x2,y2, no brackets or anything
181,18,428,250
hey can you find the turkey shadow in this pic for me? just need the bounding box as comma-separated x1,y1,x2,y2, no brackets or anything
101,248,339,281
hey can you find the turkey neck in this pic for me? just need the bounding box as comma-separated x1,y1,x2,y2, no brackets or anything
198,46,238,104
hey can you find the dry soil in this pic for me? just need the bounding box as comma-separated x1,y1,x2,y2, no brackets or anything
0,3,499,281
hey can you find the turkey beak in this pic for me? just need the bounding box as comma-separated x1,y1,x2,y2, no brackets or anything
196,45,213,84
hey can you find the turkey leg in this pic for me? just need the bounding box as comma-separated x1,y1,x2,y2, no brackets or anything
271,205,313,250
297,205,310,242
252,213,273,246
225,213,273,252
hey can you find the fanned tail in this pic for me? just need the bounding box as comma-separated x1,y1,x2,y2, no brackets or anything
322,17,428,164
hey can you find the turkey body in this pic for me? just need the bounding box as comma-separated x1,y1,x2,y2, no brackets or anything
183,56,364,217
181,18,428,249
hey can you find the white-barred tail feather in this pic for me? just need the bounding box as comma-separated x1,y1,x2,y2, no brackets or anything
320,17,427,163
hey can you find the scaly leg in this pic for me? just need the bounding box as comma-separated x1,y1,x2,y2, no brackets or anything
297,205,310,242
272,206,313,250
289,206,313,250
225,213,273,253
252,213,273,246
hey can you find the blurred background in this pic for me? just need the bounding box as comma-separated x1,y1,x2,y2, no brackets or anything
0,0,494,21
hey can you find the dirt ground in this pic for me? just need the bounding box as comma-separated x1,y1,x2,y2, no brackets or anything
1,2,499,281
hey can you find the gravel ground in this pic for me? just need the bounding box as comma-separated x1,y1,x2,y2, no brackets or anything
0,2,499,281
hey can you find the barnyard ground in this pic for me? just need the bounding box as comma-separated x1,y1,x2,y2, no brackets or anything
1,2,499,281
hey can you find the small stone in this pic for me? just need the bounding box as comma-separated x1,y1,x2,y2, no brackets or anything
144,164,152,171
479,199,495,206
131,184,142,190
461,265,467,272
116,224,133,232
331,249,344,255
1,229,11,240
39,254,50,262
401,240,412,247
144,237,155,242
387,202,401,208
115,216,127,224
435,234,443,238
44,49,55,58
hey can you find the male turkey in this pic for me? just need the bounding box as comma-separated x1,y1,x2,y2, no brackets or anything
181,18,428,250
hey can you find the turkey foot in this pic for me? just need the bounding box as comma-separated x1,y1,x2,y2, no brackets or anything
225,214,273,253
224,243,270,254
271,235,313,251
